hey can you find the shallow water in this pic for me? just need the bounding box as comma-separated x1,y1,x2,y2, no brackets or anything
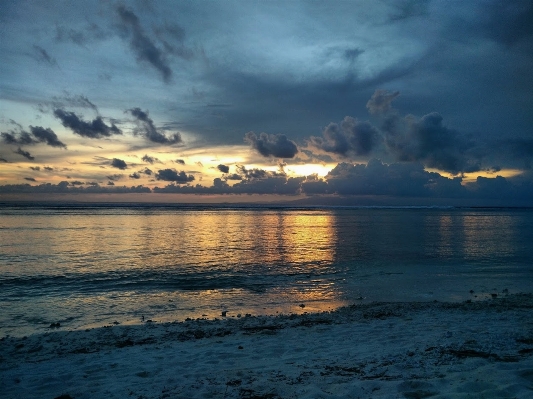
1,204,532,336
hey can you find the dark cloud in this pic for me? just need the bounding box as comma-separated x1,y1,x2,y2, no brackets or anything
0,158,8,163
54,109,122,138
1,131,34,145
111,158,128,170
366,89,400,115
498,138,533,168
50,93,99,113
44,166,54,171
217,164,229,173
32,45,58,67
142,154,158,164
107,181,115,186
55,22,109,46
244,132,298,158
388,0,429,22
0,182,151,194
116,5,172,82
175,159,185,164
129,172,141,179
29,126,67,148
14,147,34,160
107,174,123,181
24,177,36,182
382,111,480,174
155,168,194,183
226,173,242,181
29,166,40,171
483,0,533,46
141,167,152,175
1,126,66,148
310,116,379,156
128,108,182,145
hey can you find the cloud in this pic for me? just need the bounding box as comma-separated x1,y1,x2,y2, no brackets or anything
217,164,229,173
142,154,158,164
0,158,8,163
129,172,141,179
175,159,185,164
24,177,36,182
366,89,400,115
1,126,66,148
29,126,67,148
141,167,153,175
309,116,379,156
116,5,172,82
14,147,34,160
107,174,124,181
54,109,122,138
29,166,40,171
244,132,298,158
55,22,109,46
111,158,128,170
128,108,182,145
483,0,533,46
382,111,480,174
0,182,151,194
155,168,194,183
32,45,58,67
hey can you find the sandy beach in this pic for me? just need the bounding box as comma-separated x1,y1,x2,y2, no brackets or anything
1,293,532,399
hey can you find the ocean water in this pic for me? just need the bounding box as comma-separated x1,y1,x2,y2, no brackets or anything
1,204,532,337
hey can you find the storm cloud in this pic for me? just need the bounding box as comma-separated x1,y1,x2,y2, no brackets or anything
54,109,122,139
244,132,298,158
310,116,379,156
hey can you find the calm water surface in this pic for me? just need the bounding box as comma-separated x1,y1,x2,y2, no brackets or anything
1,205,532,336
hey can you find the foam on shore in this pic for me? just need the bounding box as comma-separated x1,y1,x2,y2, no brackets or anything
1,294,533,398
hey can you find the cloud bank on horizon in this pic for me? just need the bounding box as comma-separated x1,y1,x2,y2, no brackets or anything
1,0,532,204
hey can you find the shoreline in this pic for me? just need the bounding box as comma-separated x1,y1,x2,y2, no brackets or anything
2,294,533,398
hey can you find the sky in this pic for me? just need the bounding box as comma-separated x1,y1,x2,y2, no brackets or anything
1,0,532,205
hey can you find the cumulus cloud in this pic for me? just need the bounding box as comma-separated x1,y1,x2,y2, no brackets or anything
155,168,194,183
54,109,122,138
310,116,379,156
111,158,128,170
129,172,141,179
116,5,172,82
382,111,480,174
128,108,182,145
244,132,298,158
217,164,229,173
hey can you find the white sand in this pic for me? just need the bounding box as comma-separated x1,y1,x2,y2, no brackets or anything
1,294,533,399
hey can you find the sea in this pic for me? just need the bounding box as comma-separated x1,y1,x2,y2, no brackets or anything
1,204,532,337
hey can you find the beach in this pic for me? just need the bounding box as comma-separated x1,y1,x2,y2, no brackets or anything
2,293,532,399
